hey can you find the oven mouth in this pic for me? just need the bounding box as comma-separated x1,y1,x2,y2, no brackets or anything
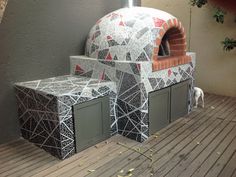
152,22,191,71
158,34,170,57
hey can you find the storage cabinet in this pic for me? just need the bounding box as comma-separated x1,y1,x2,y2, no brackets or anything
149,80,190,135
170,80,189,122
149,87,171,135
73,96,110,153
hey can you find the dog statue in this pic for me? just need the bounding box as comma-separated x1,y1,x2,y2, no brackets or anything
194,87,204,108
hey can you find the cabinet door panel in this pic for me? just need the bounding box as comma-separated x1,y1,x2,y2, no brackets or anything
149,87,170,135
73,96,110,152
171,80,189,122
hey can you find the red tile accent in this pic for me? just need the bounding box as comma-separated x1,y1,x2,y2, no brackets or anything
75,65,84,74
100,70,105,81
119,21,125,26
153,17,165,27
136,64,141,71
168,69,172,77
107,36,112,40
106,53,112,60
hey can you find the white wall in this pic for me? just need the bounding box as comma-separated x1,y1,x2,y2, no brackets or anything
142,0,236,97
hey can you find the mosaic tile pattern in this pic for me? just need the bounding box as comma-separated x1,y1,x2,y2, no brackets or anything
15,75,116,159
70,52,196,142
85,7,182,62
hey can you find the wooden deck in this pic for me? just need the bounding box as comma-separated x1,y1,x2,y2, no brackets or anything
0,93,236,177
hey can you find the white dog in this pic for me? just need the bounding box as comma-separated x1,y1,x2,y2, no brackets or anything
194,87,204,108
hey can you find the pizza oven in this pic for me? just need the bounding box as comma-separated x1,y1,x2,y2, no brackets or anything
13,1,196,160
70,5,196,142
85,6,191,71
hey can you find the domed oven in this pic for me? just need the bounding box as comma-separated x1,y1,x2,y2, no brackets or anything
85,7,191,71
70,6,196,142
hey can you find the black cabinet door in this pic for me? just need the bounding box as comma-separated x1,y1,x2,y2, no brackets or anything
170,80,189,122
149,87,170,135
73,96,110,153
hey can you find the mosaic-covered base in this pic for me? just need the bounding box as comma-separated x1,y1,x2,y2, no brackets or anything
70,52,196,142
15,75,117,159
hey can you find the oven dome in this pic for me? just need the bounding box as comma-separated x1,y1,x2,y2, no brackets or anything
85,7,187,63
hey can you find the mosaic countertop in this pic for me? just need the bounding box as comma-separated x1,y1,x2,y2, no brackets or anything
15,75,115,97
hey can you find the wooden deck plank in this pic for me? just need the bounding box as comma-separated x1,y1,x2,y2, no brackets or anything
176,123,236,177
86,116,195,176
146,117,222,177
103,95,232,177
86,116,191,177
5,157,58,177
68,141,141,177
23,160,60,177
33,135,124,177
85,92,217,176
217,150,236,177
0,148,47,172
135,97,235,177
0,94,234,177
204,138,236,177
162,105,236,177
56,138,140,177
138,118,223,177
191,123,236,177
43,136,138,177
0,141,35,159
0,138,26,152
0,147,56,177
231,168,236,177
147,99,236,177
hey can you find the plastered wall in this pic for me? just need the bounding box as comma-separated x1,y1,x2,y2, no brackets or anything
0,0,141,144
142,0,236,97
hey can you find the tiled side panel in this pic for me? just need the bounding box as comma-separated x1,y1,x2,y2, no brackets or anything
15,86,62,158
15,76,117,159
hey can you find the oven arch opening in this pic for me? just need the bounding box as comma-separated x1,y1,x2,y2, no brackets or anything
152,21,191,71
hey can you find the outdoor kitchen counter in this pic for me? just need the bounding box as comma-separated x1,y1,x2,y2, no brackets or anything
14,75,115,97
14,75,117,159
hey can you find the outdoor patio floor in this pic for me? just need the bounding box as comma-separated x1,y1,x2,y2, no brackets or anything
0,93,235,177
